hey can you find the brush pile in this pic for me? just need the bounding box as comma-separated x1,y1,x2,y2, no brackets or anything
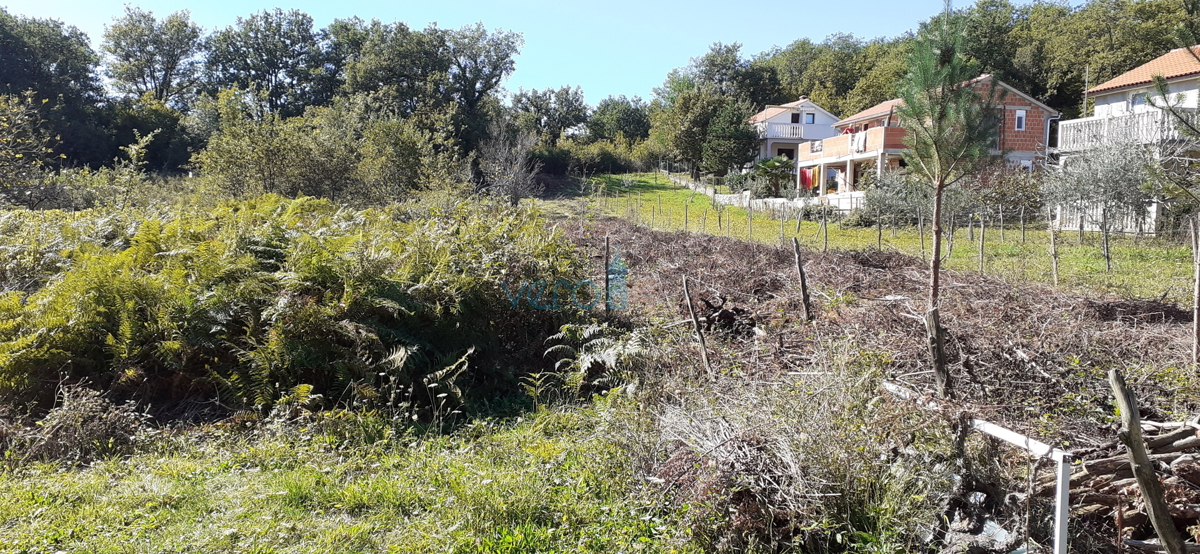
1038,416,1200,548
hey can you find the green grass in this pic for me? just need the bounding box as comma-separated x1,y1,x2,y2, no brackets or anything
562,173,1196,303
0,400,693,554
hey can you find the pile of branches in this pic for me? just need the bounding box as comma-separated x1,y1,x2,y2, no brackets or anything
563,217,1198,444
1043,417,1200,549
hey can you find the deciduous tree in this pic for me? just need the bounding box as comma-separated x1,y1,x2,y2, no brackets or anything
102,7,203,106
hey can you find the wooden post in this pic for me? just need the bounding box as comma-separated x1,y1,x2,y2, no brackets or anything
926,308,950,398
792,238,814,322
748,193,754,241
978,214,986,273
999,205,1005,243
683,276,714,379
604,236,611,314
779,211,785,242
1049,207,1060,287
876,209,883,249
795,207,802,234
684,203,689,233
1109,369,1185,554
919,211,926,262
1192,215,1199,365
1021,206,1026,244
701,208,708,233
822,208,829,252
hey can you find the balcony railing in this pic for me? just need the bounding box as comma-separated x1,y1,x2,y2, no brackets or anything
755,122,806,140
1058,109,1200,152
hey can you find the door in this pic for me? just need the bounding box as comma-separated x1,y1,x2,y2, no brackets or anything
776,148,795,160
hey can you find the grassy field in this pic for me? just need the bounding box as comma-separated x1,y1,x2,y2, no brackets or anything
551,173,1196,304
0,402,690,554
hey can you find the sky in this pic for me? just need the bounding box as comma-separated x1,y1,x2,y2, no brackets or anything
0,0,955,106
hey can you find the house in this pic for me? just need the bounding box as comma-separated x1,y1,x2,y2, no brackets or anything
793,75,1059,197
1058,46,1200,153
748,98,839,162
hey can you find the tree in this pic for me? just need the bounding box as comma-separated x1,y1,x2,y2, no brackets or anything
205,9,335,117
341,19,453,116
512,86,588,146
477,115,541,206
794,34,866,116
0,8,107,165
658,87,724,179
587,95,650,142
1044,141,1155,271
691,42,785,108
102,7,203,106
896,0,1000,398
700,99,757,177
445,23,522,156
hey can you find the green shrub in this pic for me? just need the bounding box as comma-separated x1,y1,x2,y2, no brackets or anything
0,195,586,411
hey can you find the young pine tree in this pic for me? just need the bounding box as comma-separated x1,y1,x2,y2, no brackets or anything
896,0,1000,397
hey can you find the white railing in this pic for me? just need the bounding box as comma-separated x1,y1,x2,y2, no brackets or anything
755,122,806,140
1058,110,1200,152
1053,202,1160,235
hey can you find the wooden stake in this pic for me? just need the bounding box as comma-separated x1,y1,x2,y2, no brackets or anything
926,307,950,398
792,238,814,322
604,236,611,314
684,203,689,233
919,211,926,261
1192,215,1199,365
1109,369,1185,554
1021,206,1026,244
999,206,1005,243
1050,210,1060,287
701,207,708,233
683,276,714,379
795,207,802,234
822,208,829,253
876,210,883,249
978,214,986,273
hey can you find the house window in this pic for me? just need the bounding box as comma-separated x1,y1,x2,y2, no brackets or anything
805,113,815,124
1015,109,1026,131
791,112,801,124
1132,92,1147,107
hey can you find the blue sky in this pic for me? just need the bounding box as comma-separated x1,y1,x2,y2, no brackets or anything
2,0,953,105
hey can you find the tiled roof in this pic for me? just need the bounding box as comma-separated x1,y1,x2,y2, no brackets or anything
749,99,808,124
1088,46,1200,94
835,98,903,127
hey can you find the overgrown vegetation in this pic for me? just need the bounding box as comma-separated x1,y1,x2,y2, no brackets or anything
0,195,582,411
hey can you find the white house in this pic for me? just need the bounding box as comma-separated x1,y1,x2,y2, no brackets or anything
748,98,839,162
1058,46,1200,152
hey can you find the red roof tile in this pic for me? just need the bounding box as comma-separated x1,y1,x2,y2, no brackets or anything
749,99,809,124
1087,46,1200,95
835,99,903,127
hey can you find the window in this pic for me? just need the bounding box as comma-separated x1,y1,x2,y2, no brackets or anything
805,113,815,124
791,112,801,124
1132,92,1147,107
1015,109,1026,131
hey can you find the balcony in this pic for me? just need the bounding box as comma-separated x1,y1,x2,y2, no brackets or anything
797,127,907,163
1058,110,1200,152
755,122,807,140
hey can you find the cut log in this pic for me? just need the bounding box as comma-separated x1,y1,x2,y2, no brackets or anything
1148,428,1200,450
1084,452,1185,475
1111,369,1186,554
1152,436,1200,455
1124,540,1200,553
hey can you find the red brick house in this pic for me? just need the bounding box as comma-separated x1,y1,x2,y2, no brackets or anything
794,75,1059,196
